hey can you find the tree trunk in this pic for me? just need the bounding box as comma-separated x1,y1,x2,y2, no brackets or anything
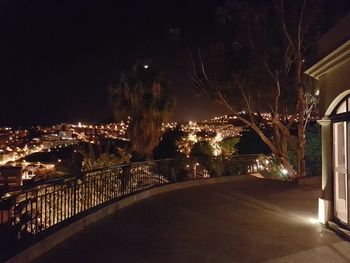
249,123,297,179
295,56,306,178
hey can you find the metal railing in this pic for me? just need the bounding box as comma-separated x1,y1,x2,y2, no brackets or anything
0,155,258,261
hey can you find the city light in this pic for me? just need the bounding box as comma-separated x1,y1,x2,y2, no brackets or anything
281,168,288,175
0,111,316,184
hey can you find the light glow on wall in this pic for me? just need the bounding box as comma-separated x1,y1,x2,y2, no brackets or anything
318,198,328,224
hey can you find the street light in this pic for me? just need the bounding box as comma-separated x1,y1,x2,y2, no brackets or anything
194,162,199,178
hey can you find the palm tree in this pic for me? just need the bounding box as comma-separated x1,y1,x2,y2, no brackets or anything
109,60,175,159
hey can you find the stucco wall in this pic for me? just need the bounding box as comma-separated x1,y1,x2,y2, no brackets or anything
318,59,350,116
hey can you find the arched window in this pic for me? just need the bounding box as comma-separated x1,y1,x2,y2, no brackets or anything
334,96,350,114
331,95,350,122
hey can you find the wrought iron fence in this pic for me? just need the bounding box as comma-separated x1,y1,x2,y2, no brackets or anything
0,155,258,261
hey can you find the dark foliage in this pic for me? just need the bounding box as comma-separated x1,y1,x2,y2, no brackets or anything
304,123,321,176
237,129,271,155
153,127,185,159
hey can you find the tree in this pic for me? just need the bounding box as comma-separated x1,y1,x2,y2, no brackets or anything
191,0,321,179
109,60,175,159
191,141,214,156
153,127,185,159
80,141,131,171
219,137,239,155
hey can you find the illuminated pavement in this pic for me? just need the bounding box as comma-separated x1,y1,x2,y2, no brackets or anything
35,176,349,263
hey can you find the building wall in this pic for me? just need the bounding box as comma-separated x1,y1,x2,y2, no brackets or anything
318,58,350,116
305,12,350,224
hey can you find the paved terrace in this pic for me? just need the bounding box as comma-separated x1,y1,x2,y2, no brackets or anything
35,176,350,263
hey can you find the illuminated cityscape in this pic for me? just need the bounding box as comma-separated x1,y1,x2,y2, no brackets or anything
0,114,243,185
1,1,349,262
0,111,319,187
0,121,128,186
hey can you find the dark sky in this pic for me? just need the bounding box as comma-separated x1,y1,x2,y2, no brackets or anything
1,0,349,127
0,0,230,127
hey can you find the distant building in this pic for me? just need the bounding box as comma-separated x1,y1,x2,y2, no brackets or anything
0,152,15,163
59,130,73,140
305,12,350,226
41,132,77,148
22,165,37,180
0,166,22,188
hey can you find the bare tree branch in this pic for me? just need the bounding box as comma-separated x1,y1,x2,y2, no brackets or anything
279,0,298,53
198,48,210,81
297,0,307,51
274,72,281,115
238,84,255,123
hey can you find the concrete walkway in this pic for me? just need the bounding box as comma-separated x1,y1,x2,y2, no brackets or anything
35,176,350,263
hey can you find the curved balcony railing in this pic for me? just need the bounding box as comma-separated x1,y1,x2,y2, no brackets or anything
0,155,259,261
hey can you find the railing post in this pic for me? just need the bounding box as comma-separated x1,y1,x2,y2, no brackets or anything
73,179,77,216
121,166,128,196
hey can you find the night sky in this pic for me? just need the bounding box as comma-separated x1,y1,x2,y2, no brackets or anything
1,0,350,127
0,0,230,127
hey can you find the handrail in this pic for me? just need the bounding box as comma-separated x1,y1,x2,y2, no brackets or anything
0,155,260,261
0,158,176,196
